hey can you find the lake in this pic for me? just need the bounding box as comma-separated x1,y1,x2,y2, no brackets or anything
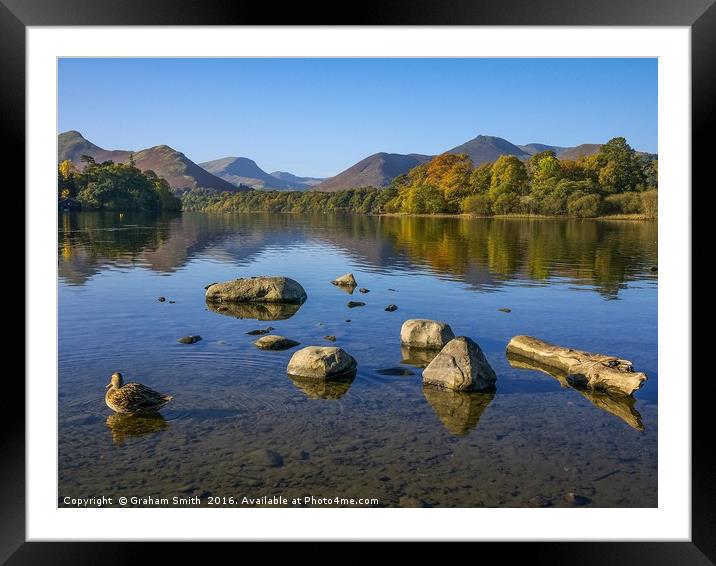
58,211,658,507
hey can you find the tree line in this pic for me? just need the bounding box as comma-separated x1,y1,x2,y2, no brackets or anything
182,137,657,218
58,155,181,211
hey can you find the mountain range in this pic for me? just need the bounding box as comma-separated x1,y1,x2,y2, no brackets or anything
58,131,242,193
199,157,325,191
59,130,643,194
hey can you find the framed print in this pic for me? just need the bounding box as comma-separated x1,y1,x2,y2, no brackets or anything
8,0,711,560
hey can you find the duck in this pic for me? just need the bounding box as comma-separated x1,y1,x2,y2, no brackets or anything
105,372,172,415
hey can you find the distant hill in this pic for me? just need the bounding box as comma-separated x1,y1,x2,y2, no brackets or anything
270,171,326,188
518,143,569,156
445,135,530,165
58,130,132,164
313,152,433,192
58,131,242,193
200,157,310,191
558,144,602,161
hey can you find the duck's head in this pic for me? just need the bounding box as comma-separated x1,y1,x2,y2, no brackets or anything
107,372,124,389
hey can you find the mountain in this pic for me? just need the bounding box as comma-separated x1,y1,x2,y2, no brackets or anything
518,143,569,156
445,135,530,165
199,157,308,191
58,130,132,164
557,144,602,161
312,152,433,192
270,171,326,188
58,131,242,193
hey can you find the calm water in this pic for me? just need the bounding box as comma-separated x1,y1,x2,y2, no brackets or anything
58,212,658,507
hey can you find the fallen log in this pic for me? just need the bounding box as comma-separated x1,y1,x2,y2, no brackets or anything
507,353,644,431
506,335,647,397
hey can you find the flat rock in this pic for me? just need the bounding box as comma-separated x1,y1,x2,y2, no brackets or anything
253,335,300,351
287,346,357,379
323,335,337,342
498,308,511,313
400,319,455,349
205,276,307,304
332,273,357,287
358,288,370,293
178,335,202,344
347,301,365,308
422,336,497,391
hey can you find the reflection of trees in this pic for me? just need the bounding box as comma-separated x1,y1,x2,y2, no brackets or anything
59,212,657,298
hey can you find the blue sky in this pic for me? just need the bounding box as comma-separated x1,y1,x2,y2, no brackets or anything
58,58,657,177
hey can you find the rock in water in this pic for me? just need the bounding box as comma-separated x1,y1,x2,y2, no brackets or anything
205,276,307,304
400,319,455,349
332,273,357,287
358,288,370,293
323,335,337,342
178,335,202,344
347,301,365,308
498,308,511,313
287,346,357,379
246,327,275,335
385,304,398,312
158,296,166,302
422,337,496,391
253,335,300,351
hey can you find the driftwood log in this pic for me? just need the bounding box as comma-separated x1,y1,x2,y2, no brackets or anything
506,335,647,397
507,353,644,431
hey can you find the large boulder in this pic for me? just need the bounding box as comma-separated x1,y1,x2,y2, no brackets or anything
422,337,496,391
400,319,455,349
205,276,307,304
287,346,357,379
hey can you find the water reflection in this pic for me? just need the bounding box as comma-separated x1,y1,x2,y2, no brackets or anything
105,413,169,444
59,212,657,298
206,301,302,321
401,346,440,368
422,386,495,436
507,353,644,431
288,372,356,400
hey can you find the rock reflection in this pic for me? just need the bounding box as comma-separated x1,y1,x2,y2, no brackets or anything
288,372,356,400
401,345,440,368
105,413,169,445
206,300,302,321
422,385,495,436
507,353,644,431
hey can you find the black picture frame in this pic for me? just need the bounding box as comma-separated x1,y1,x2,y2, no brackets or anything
8,0,710,560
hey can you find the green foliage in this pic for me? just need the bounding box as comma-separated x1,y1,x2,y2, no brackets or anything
640,190,658,219
567,193,603,218
460,194,492,215
603,192,643,215
60,157,181,211
158,135,659,219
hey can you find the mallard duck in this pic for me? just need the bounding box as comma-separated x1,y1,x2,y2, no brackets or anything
105,372,172,415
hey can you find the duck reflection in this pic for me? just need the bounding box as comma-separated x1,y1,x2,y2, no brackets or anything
507,353,644,431
106,413,169,445
400,345,440,368
422,385,495,436
206,300,302,321
288,372,356,400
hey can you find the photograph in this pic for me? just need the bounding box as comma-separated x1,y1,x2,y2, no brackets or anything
56,56,659,509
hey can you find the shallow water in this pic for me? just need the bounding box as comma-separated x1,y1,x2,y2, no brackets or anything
58,211,658,507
